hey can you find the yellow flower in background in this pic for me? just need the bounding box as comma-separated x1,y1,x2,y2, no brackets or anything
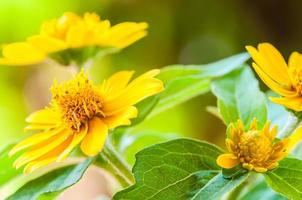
0,12,148,65
216,119,289,172
9,69,163,173
246,43,302,112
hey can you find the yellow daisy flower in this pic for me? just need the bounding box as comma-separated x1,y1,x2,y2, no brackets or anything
216,119,289,172
0,12,148,66
9,69,163,173
246,43,302,112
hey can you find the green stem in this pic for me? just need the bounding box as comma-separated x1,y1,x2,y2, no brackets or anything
103,142,135,184
279,113,299,138
95,141,134,187
96,153,131,187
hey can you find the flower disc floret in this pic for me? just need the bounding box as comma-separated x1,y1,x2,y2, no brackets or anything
217,119,289,172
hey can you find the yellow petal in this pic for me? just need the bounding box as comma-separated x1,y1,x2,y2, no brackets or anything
111,22,148,37
269,126,278,140
262,121,271,134
230,128,241,144
84,12,100,24
94,20,111,42
103,106,138,129
104,79,163,115
104,22,148,43
40,19,57,36
66,24,87,48
103,69,163,115
129,69,160,84
252,63,297,97
0,42,46,65
249,118,258,130
288,52,302,71
288,52,302,85
14,129,71,169
27,35,67,53
270,96,302,111
24,123,59,131
261,121,276,140
225,139,235,152
56,124,88,161
23,157,57,174
23,136,73,173
100,70,135,99
9,127,64,156
258,43,290,83
26,108,61,124
216,153,239,169
288,125,302,151
55,12,81,37
246,43,291,86
111,30,147,49
80,117,108,156
236,119,244,132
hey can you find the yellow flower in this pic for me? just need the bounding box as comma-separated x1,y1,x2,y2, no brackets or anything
9,69,163,173
216,119,289,172
246,43,302,111
0,12,148,65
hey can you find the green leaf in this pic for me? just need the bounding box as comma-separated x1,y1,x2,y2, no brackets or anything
147,52,249,118
199,52,249,78
238,178,286,200
189,172,249,200
264,157,302,199
222,165,248,179
150,77,211,117
211,67,267,128
0,144,22,187
114,138,248,200
7,158,93,200
158,52,249,81
118,131,179,164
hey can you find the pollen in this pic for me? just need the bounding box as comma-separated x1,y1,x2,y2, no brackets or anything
51,71,103,131
217,119,289,172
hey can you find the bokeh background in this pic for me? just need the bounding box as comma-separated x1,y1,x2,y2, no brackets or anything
1,0,301,199
0,0,301,169
2,0,302,148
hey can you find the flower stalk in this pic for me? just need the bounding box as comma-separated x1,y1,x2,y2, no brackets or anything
96,141,134,187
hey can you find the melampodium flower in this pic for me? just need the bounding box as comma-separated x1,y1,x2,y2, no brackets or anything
216,119,289,172
9,69,163,173
246,43,302,112
0,12,148,65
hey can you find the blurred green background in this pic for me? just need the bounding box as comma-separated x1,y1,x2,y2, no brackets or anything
1,0,301,149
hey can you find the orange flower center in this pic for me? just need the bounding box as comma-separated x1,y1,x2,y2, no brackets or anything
236,130,273,165
51,72,104,131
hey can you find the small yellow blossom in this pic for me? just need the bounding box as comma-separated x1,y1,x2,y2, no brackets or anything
9,69,163,173
246,43,302,112
0,12,148,65
216,119,289,172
